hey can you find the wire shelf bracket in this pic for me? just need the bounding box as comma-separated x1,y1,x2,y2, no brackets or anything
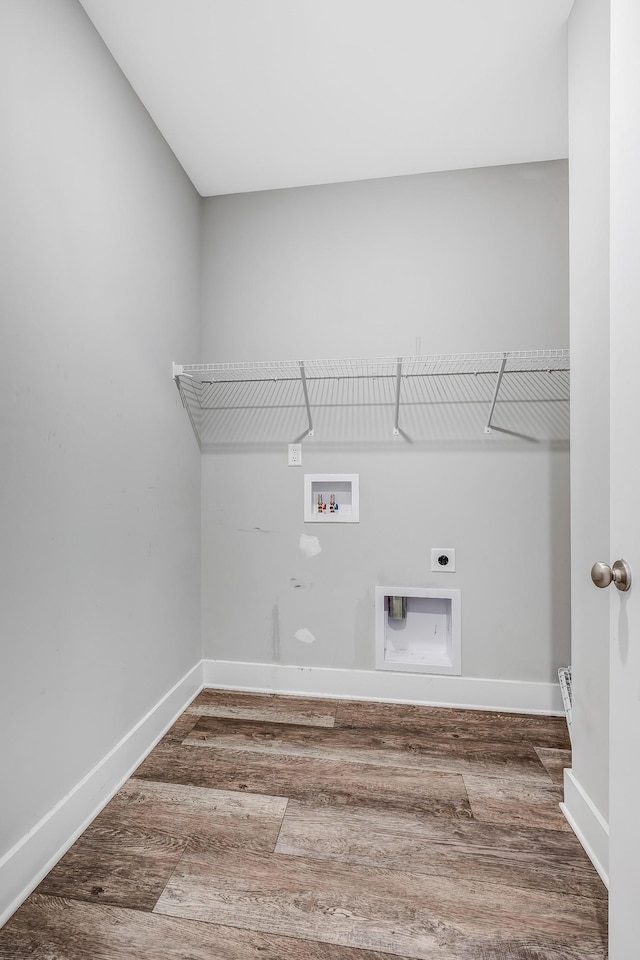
299,362,314,437
484,354,508,434
393,358,403,436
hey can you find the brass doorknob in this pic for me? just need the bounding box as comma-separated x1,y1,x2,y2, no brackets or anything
590,559,632,592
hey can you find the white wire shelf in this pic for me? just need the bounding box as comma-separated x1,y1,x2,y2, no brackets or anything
172,349,570,447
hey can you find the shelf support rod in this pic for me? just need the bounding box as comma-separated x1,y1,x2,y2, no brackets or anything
299,362,314,437
393,358,402,436
484,355,508,434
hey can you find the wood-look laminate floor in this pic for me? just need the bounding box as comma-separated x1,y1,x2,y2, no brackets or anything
0,691,608,960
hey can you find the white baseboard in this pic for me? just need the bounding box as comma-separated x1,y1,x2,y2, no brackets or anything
0,661,204,929
202,659,564,714
560,769,609,888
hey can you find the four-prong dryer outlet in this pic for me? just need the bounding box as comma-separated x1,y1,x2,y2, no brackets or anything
431,548,455,572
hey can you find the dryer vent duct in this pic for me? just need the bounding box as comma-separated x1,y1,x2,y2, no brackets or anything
388,596,407,621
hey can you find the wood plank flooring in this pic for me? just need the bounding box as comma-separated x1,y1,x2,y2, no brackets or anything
0,690,607,960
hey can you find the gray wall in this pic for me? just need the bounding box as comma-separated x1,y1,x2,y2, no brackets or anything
568,0,610,822
200,163,571,683
0,0,201,859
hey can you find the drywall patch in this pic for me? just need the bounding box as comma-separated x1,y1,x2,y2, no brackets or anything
299,534,322,559
294,628,316,644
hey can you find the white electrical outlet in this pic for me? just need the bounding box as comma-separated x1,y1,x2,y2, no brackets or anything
431,548,455,572
288,443,302,466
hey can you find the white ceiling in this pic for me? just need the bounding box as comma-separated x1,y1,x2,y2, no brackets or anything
78,0,574,198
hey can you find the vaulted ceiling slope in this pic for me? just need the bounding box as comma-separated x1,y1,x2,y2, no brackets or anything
78,0,574,197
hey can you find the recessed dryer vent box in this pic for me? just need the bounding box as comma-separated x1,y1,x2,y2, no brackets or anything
375,586,461,675
304,474,359,523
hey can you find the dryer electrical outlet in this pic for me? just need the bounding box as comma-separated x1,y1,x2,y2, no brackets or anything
431,548,456,572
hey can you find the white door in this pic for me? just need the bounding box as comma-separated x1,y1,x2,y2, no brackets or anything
608,1,640,954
